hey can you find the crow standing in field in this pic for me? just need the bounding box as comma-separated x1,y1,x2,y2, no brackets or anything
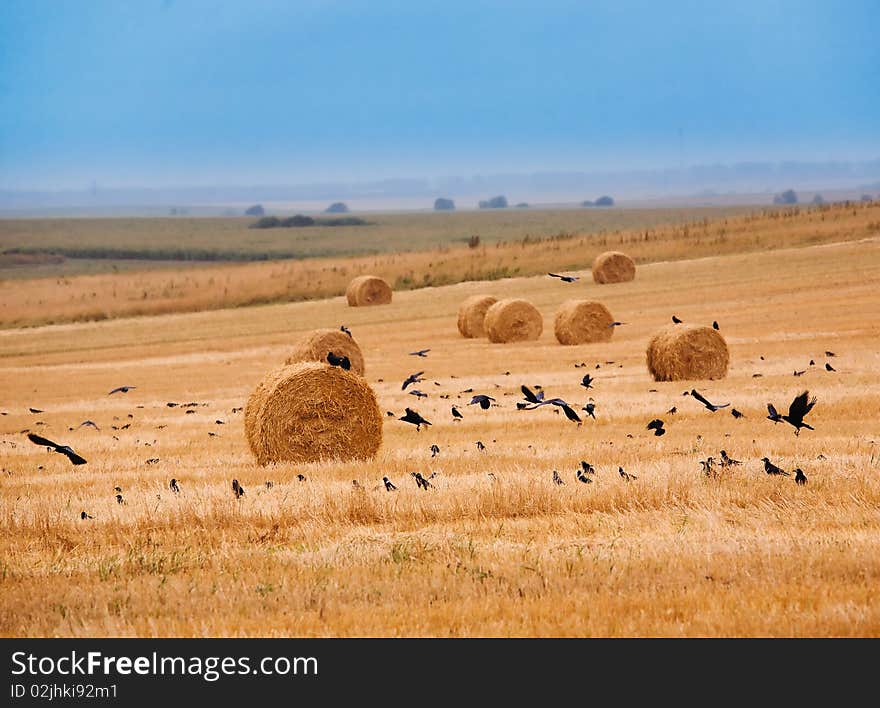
451,406,463,421
469,394,496,410
28,407,44,414
730,408,744,419
646,419,666,436
430,444,440,457
608,321,627,328
475,441,486,451
340,325,352,337
399,408,431,430
411,472,433,490
296,474,307,482
116,493,125,505
108,386,137,395
80,511,94,520
402,372,425,390
383,476,397,491
619,467,637,481
782,391,817,436
553,470,566,485
169,478,180,494
26,433,87,465
667,406,677,415
825,362,836,372
719,450,741,467
688,389,730,412
761,457,790,476
326,352,351,370
232,479,245,498
580,374,594,390
409,349,431,357
548,273,579,283
795,468,807,485
700,458,715,477
672,315,683,324
712,321,719,330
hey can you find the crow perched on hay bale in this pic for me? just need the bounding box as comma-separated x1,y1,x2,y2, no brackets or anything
286,329,365,375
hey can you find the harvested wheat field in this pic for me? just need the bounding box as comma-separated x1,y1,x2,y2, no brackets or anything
1,234,880,638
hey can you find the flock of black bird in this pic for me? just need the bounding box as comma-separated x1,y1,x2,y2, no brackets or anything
13,316,832,520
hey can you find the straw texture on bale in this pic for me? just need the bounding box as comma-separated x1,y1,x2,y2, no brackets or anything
346,275,392,306
457,295,498,338
285,328,365,375
646,324,729,381
554,300,615,345
246,362,382,466
592,251,636,284
484,298,543,343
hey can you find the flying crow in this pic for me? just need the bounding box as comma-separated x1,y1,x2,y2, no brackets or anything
108,386,137,395
410,349,431,357
766,403,783,424
26,433,87,465
409,390,428,398
402,372,425,390
582,402,596,418
548,273,578,282
688,389,730,412
521,385,545,404
782,391,817,436
580,374,594,390
399,408,432,430
469,394,495,409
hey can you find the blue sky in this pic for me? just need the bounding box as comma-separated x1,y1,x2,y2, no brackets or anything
1,0,878,189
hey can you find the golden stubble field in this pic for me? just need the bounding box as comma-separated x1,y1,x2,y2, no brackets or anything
1,234,879,636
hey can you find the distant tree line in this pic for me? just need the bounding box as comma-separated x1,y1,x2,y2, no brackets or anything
249,215,370,229
478,195,508,209
434,198,455,211
582,196,615,207
773,189,798,205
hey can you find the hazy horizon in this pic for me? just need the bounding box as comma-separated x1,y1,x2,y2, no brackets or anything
2,1,879,191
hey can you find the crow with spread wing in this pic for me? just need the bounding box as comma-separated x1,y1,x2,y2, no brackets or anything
26,433,87,465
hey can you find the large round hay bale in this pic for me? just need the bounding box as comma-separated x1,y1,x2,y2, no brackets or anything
646,324,729,381
246,362,382,466
346,275,392,307
457,295,498,338
592,251,636,284
554,300,614,345
285,328,365,375
484,298,543,343
244,366,289,458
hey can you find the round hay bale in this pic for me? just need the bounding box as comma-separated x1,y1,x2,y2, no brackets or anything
247,362,382,466
484,298,543,343
457,295,498,338
285,328,365,375
646,324,729,381
244,366,289,458
346,275,392,307
592,251,636,284
554,300,614,345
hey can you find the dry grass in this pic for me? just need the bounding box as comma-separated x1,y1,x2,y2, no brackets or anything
2,201,878,328
1,230,879,637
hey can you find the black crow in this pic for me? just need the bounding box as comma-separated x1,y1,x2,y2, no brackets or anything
700,458,715,476
608,321,627,328
795,468,807,485
340,325,352,337
80,511,94,520
619,467,637,481
26,433,87,465
712,321,719,330
265,481,274,489
296,474,306,482
719,450,741,466
108,386,136,395
475,441,486,451
451,406,463,421
548,272,578,282
672,315,683,324
731,408,744,419
410,349,430,357
793,370,805,377
409,390,428,398
646,418,664,431
688,389,730,412
825,351,835,357
782,391,817,436
383,476,397,491
116,494,125,505
809,360,815,366
469,394,495,409
169,478,180,494
580,374,594,389
232,479,245,498
430,444,440,457
583,402,596,418
402,372,425,390
766,403,783,424
825,363,836,372
327,352,351,370
667,406,677,415
73,420,100,431
761,457,789,476
521,385,545,404
399,408,432,430
28,407,44,414
576,468,593,483
557,403,582,423
411,472,433,490
352,479,362,489
552,470,566,485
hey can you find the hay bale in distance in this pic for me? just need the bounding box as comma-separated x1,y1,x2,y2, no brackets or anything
592,251,636,284
246,362,382,466
554,300,615,345
457,295,498,338
285,328,365,375
646,324,729,381
484,298,543,343
346,275,392,307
